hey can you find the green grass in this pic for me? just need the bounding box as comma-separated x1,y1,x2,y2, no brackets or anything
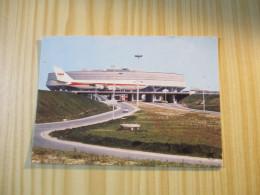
31,147,218,168
50,103,222,159
180,94,220,112
36,90,112,123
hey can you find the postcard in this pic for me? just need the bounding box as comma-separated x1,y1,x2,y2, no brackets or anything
32,36,222,167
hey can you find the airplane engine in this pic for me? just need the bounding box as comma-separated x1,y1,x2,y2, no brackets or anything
106,86,116,91
95,84,105,90
115,86,122,90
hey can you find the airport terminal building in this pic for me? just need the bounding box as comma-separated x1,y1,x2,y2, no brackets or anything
46,68,186,92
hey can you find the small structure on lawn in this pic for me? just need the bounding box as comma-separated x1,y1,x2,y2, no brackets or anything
119,124,141,131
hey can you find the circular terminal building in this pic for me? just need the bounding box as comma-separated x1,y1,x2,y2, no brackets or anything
46,68,186,92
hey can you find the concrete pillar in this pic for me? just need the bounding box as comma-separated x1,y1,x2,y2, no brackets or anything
166,94,175,103
158,95,163,101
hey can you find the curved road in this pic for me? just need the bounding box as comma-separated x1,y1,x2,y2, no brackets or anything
33,102,137,149
33,101,222,166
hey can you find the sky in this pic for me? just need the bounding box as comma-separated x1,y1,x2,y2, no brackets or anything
38,36,219,91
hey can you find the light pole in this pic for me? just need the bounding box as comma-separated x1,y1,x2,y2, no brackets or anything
134,55,142,109
202,75,206,112
111,65,116,119
118,72,123,100
95,76,97,100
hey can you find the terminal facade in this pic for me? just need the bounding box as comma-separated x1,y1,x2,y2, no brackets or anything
46,68,188,103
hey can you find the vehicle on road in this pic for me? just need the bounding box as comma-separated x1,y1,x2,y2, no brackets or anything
123,108,129,113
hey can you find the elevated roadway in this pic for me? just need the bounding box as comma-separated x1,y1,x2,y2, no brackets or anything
72,91,190,102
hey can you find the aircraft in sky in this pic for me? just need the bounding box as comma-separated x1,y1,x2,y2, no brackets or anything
53,66,148,91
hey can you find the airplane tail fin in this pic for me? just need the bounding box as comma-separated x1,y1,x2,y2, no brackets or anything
53,66,73,84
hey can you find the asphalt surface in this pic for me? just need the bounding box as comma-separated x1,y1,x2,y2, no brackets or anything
148,102,220,115
33,101,222,166
33,102,137,149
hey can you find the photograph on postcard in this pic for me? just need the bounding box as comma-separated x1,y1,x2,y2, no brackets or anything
31,36,222,167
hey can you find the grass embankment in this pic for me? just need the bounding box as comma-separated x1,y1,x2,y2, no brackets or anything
50,103,222,159
180,94,220,112
31,147,217,167
36,90,112,123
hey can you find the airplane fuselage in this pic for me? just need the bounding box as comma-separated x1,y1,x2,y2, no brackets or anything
53,66,148,91
64,79,147,90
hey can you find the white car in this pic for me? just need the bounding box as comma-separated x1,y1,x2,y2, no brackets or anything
123,108,129,113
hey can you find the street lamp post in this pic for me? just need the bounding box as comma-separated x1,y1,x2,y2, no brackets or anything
95,76,97,100
134,55,142,109
111,65,116,119
118,72,123,100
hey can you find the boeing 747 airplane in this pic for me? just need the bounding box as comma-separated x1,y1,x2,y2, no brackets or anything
53,66,147,91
